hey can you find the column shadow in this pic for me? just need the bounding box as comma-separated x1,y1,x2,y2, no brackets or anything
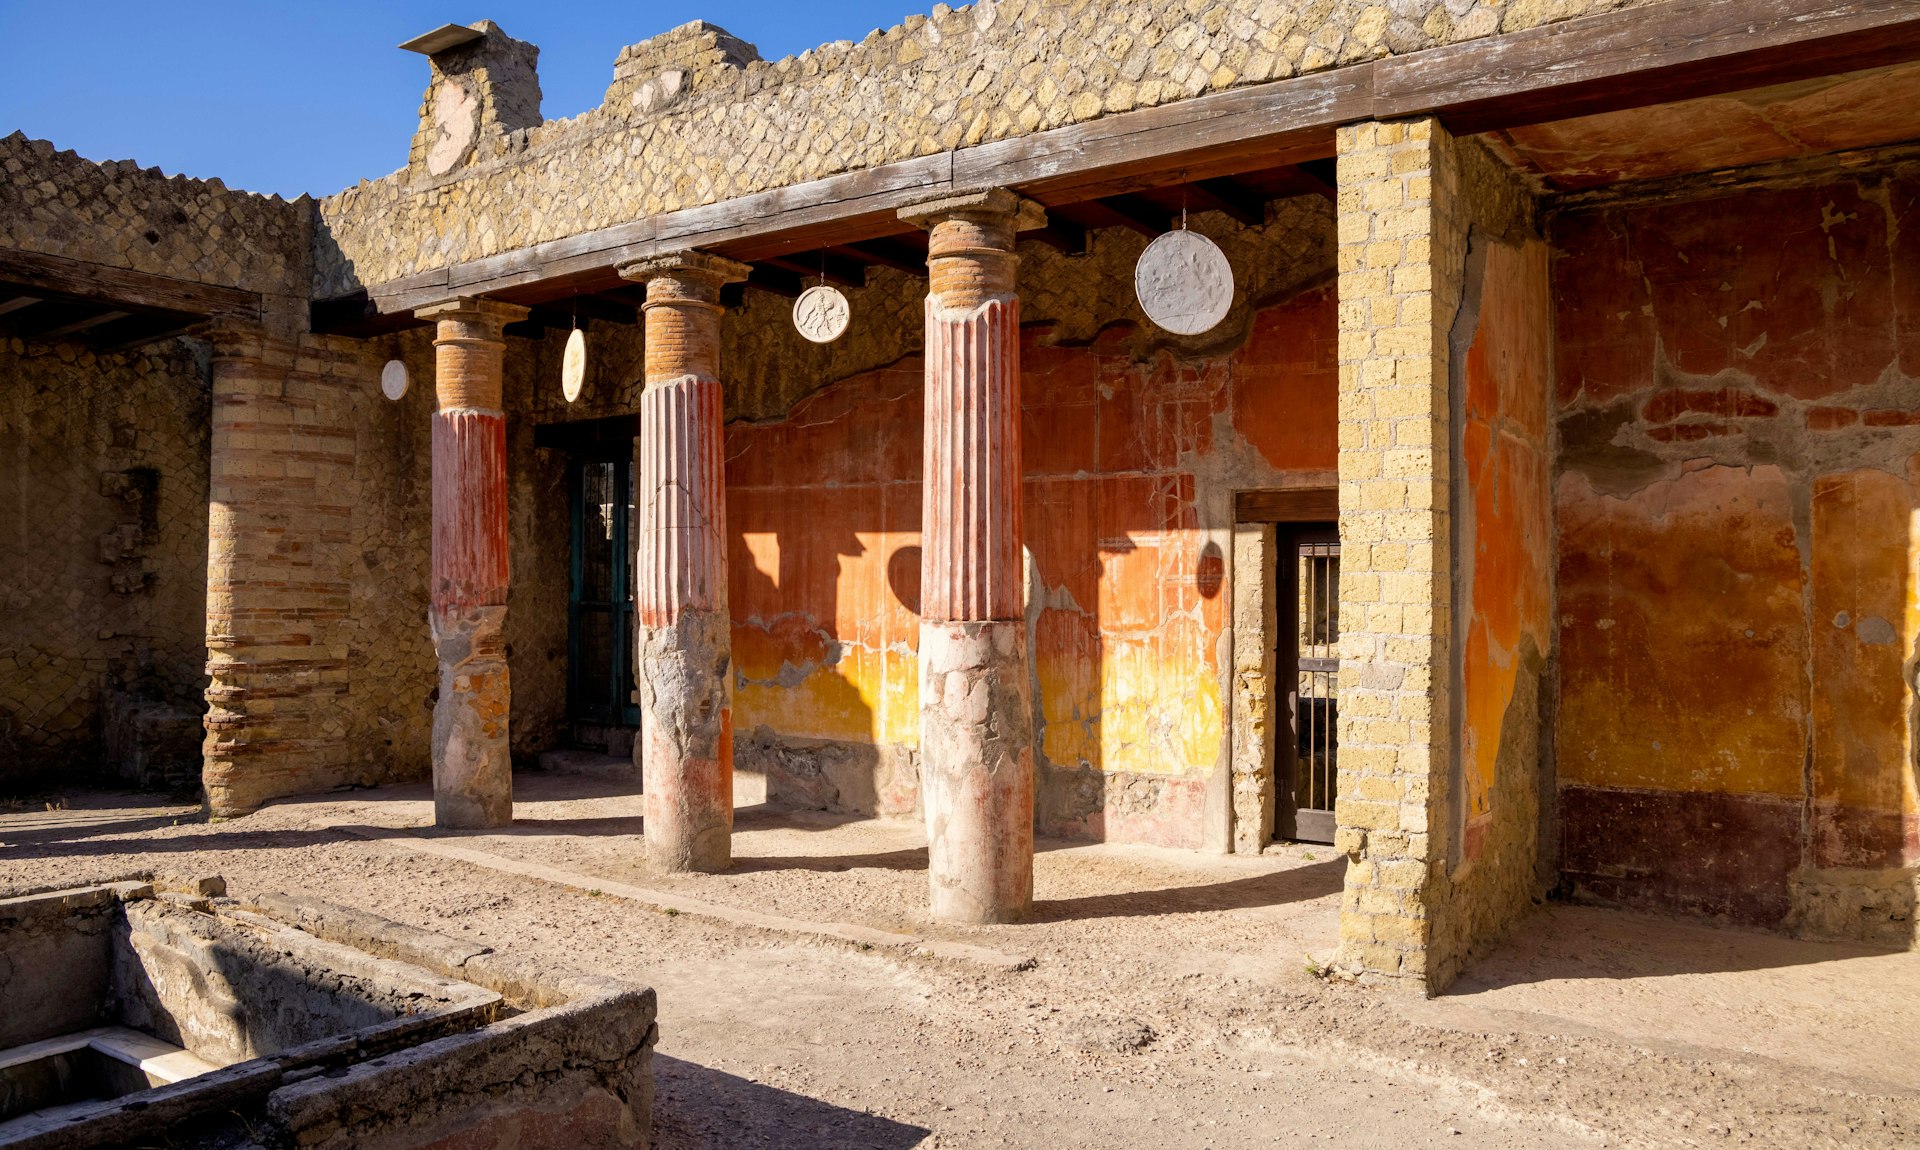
653,1055,930,1149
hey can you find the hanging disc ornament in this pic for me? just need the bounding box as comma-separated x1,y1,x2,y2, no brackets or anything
380,359,410,401
1135,229,1234,335
793,284,851,344
561,328,587,403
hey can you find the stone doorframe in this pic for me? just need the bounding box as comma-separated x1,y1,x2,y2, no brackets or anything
1229,487,1339,854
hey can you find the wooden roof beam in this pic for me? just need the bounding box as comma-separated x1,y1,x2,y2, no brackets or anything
762,253,867,290
1187,178,1268,227
830,238,929,277
0,248,258,320
1091,195,1172,237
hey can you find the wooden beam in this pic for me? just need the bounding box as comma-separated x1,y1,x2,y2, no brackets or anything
89,313,200,353
367,0,1920,313
744,265,804,299
1295,159,1338,197
0,294,42,318
1026,218,1089,255
1377,0,1920,136
1092,196,1171,237
1236,488,1339,524
830,239,929,276
763,252,867,290
1188,178,1268,227
0,247,259,319
38,309,129,340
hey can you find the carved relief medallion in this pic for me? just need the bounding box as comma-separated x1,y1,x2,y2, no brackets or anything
380,359,410,401
1135,229,1234,336
425,80,479,177
793,285,851,344
561,328,587,403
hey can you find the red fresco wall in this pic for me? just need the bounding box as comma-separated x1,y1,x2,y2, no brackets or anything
1458,239,1554,866
1552,176,1920,930
726,289,1337,846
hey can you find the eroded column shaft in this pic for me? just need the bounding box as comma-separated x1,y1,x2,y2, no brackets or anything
904,190,1041,924
419,299,524,829
621,252,750,873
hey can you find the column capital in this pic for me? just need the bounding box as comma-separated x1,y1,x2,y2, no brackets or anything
617,251,752,306
898,188,1045,233
412,296,530,333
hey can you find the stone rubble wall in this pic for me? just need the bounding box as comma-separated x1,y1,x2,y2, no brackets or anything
313,0,1653,296
0,335,211,793
0,131,310,302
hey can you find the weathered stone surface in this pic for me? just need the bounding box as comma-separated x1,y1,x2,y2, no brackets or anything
312,1,1654,296
431,605,512,829
1552,172,1920,942
920,619,1035,923
0,335,210,792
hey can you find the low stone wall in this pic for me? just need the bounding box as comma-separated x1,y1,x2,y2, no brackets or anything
0,883,657,1150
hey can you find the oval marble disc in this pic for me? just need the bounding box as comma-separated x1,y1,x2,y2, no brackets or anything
1135,229,1235,336
793,284,851,344
562,328,587,403
380,359,409,401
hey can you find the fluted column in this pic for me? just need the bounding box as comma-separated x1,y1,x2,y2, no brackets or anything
617,251,751,873
900,189,1045,924
415,297,527,829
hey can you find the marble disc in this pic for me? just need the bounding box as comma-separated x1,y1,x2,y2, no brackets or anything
793,284,851,344
380,359,409,401
562,328,587,403
1135,229,1234,335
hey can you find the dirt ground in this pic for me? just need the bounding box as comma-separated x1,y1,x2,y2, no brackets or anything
3,772,1917,1149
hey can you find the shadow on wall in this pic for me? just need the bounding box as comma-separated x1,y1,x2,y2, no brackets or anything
653,1055,930,1150
723,301,1333,848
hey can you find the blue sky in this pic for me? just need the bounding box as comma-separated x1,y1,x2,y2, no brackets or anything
0,1,932,199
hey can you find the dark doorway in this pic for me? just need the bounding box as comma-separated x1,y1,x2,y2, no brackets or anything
567,452,639,731
1277,522,1339,843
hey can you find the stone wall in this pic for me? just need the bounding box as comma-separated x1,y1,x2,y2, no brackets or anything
1332,118,1460,988
312,0,1654,296
0,334,210,793
1552,160,1920,946
0,132,308,301
1332,116,1558,990
203,322,454,814
723,200,1337,846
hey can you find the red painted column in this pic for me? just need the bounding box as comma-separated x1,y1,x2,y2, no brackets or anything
618,252,751,873
415,298,527,829
900,189,1046,924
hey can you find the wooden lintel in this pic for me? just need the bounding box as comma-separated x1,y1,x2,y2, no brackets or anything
0,247,259,320
1236,488,1339,524
365,0,1920,314
1378,0,1920,136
